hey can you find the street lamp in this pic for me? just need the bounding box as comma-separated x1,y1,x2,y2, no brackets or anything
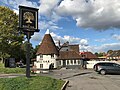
18,6,39,78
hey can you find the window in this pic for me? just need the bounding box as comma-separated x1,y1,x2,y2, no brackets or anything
40,64,43,68
51,54,54,58
59,61,61,65
74,60,76,64
40,55,43,58
67,60,69,65
78,60,80,64
82,55,86,58
71,60,73,64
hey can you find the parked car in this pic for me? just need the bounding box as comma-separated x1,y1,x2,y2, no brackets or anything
93,62,120,75
16,62,24,68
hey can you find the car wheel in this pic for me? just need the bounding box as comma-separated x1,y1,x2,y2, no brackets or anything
100,70,106,75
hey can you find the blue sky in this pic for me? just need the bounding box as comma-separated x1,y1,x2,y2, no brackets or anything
0,0,120,53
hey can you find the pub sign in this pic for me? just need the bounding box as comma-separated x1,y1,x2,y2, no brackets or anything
19,6,39,32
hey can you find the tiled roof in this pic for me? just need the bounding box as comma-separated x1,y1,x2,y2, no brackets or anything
108,50,120,57
80,52,98,59
36,34,58,55
59,41,79,53
57,51,81,60
69,45,79,53
62,41,69,46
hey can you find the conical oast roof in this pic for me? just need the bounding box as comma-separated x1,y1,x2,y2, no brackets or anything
36,34,58,55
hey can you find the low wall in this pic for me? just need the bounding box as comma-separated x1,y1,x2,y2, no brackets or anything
86,60,119,69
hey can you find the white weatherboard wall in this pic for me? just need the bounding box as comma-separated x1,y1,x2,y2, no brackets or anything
43,54,57,68
34,54,57,70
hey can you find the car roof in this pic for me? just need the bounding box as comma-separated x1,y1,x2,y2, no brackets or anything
96,62,115,64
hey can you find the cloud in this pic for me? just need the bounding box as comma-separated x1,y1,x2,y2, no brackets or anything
112,34,120,41
80,39,88,46
56,0,120,30
50,32,81,45
2,0,120,30
39,0,60,17
51,32,91,52
39,20,62,31
87,43,120,53
31,32,42,42
79,39,89,51
0,0,39,14
95,38,108,43
30,30,120,53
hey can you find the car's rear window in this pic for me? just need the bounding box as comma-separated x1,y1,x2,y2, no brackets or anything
98,63,114,66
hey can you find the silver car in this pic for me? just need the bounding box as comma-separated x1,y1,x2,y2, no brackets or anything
93,62,120,75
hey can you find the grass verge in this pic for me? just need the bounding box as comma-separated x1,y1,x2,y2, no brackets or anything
0,63,25,74
0,67,26,74
0,76,65,90
0,63,65,90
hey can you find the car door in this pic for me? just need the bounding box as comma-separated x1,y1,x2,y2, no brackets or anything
106,63,115,73
113,63,120,74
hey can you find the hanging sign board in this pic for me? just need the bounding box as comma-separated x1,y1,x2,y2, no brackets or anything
19,6,39,32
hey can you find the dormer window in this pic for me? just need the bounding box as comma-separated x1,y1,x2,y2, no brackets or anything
40,54,43,58
51,53,54,58
82,55,86,58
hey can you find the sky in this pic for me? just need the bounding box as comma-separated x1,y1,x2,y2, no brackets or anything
0,0,120,53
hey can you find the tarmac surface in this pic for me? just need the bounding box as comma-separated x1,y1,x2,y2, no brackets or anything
40,69,120,90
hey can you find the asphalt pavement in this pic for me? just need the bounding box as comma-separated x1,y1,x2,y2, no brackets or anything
39,69,120,90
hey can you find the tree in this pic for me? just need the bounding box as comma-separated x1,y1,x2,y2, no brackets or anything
20,41,35,64
107,50,113,54
0,6,24,63
32,45,39,59
94,52,98,57
94,52,105,57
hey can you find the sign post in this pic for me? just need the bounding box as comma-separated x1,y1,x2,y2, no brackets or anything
19,6,39,78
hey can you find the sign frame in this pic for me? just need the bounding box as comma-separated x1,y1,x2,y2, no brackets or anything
19,5,39,32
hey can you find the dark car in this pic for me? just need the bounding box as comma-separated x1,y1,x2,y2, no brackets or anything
93,62,120,75
16,62,24,68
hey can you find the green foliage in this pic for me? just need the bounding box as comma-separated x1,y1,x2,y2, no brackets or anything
0,77,29,90
32,45,39,59
20,41,35,63
0,76,64,90
0,67,26,74
107,50,113,54
94,52,98,56
0,6,40,63
0,63,25,74
0,6,24,61
0,63,4,67
94,52,105,57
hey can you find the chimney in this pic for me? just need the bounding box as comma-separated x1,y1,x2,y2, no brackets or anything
58,40,61,48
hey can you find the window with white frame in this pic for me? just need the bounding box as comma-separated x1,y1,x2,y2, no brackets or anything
78,60,80,64
40,64,43,68
40,54,43,58
67,60,69,65
74,60,76,64
71,60,73,65
51,54,54,58
59,61,61,65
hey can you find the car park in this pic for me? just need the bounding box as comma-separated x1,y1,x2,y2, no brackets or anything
93,62,120,75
